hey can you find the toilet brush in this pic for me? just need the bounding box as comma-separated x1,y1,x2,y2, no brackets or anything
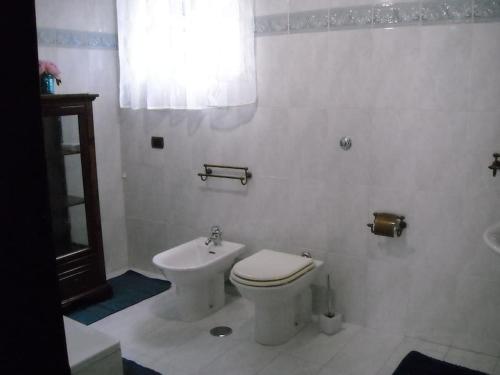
319,274,342,335
326,274,335,318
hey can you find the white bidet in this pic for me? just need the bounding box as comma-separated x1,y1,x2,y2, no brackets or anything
153,237,246,321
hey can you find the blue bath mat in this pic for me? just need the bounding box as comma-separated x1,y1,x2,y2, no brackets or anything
67,270,171,325
393,351,488,375
123,358,161,375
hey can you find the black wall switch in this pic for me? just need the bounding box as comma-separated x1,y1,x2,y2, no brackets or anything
151,136,164,149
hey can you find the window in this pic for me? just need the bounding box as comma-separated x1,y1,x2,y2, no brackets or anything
117,0,256,110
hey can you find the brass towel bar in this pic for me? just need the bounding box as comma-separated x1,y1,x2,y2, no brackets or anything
198,164,252,185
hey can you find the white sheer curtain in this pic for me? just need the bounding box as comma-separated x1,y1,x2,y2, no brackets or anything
116,0,256,110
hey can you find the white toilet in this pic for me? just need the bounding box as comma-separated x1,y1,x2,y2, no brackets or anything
230,249,323,346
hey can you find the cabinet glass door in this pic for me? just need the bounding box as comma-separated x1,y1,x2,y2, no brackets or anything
43,114,89,257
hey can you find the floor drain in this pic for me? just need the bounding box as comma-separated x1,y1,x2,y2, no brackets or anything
210,326,233,337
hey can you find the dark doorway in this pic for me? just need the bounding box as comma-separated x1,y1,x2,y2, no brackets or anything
0,1,70,374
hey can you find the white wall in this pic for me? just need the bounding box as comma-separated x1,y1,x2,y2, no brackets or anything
120,0,500,355
36,0,128,275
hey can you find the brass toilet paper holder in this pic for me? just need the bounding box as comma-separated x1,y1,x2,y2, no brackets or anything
367,212,407,237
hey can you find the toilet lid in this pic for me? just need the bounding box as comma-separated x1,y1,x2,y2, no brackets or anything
231,249,314,286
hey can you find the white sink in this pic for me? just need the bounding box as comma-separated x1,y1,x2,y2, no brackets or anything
483,221,500,255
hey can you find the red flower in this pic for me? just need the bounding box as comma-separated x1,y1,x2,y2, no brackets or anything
39,60,62,84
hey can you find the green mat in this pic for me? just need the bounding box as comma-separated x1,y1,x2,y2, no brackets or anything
123,358,161,375
67,270,171,325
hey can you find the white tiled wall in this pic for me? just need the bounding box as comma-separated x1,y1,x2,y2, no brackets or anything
120,2,500,353
35,0,128,274
35,0,117,33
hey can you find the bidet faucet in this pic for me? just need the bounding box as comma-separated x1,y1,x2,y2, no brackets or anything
489,153,500,177
205,225,222,246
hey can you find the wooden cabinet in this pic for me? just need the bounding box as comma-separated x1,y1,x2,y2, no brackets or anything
41,94,111,311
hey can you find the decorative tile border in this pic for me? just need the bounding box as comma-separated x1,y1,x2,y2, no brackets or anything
256,0,499,35
373,2,422,26
37,28,117,49
38,0,500,48
474,0,500,20
421,0,473,24
254,13,289,35
330,6,373,29
289,9,329,33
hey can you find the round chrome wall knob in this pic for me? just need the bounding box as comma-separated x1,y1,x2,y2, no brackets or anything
340,136,352,151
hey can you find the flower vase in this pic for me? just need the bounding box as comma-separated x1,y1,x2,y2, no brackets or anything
40,73,56,94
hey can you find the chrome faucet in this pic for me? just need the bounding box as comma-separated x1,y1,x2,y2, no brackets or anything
301,250,312,258
489,153,500,177
205,225,222,246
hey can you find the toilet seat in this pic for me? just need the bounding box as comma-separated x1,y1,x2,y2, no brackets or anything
231,249,315,287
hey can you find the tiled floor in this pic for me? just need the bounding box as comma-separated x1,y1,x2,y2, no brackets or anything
90,284,500,375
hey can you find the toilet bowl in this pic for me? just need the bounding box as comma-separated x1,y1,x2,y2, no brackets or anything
230,249,323,346
153,237,246,321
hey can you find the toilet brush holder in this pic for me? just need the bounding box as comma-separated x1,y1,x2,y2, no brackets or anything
319,274,342,335
319,312,342,335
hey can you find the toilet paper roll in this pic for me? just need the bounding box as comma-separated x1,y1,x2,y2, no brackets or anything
372,217,397,237
368,213,403,237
